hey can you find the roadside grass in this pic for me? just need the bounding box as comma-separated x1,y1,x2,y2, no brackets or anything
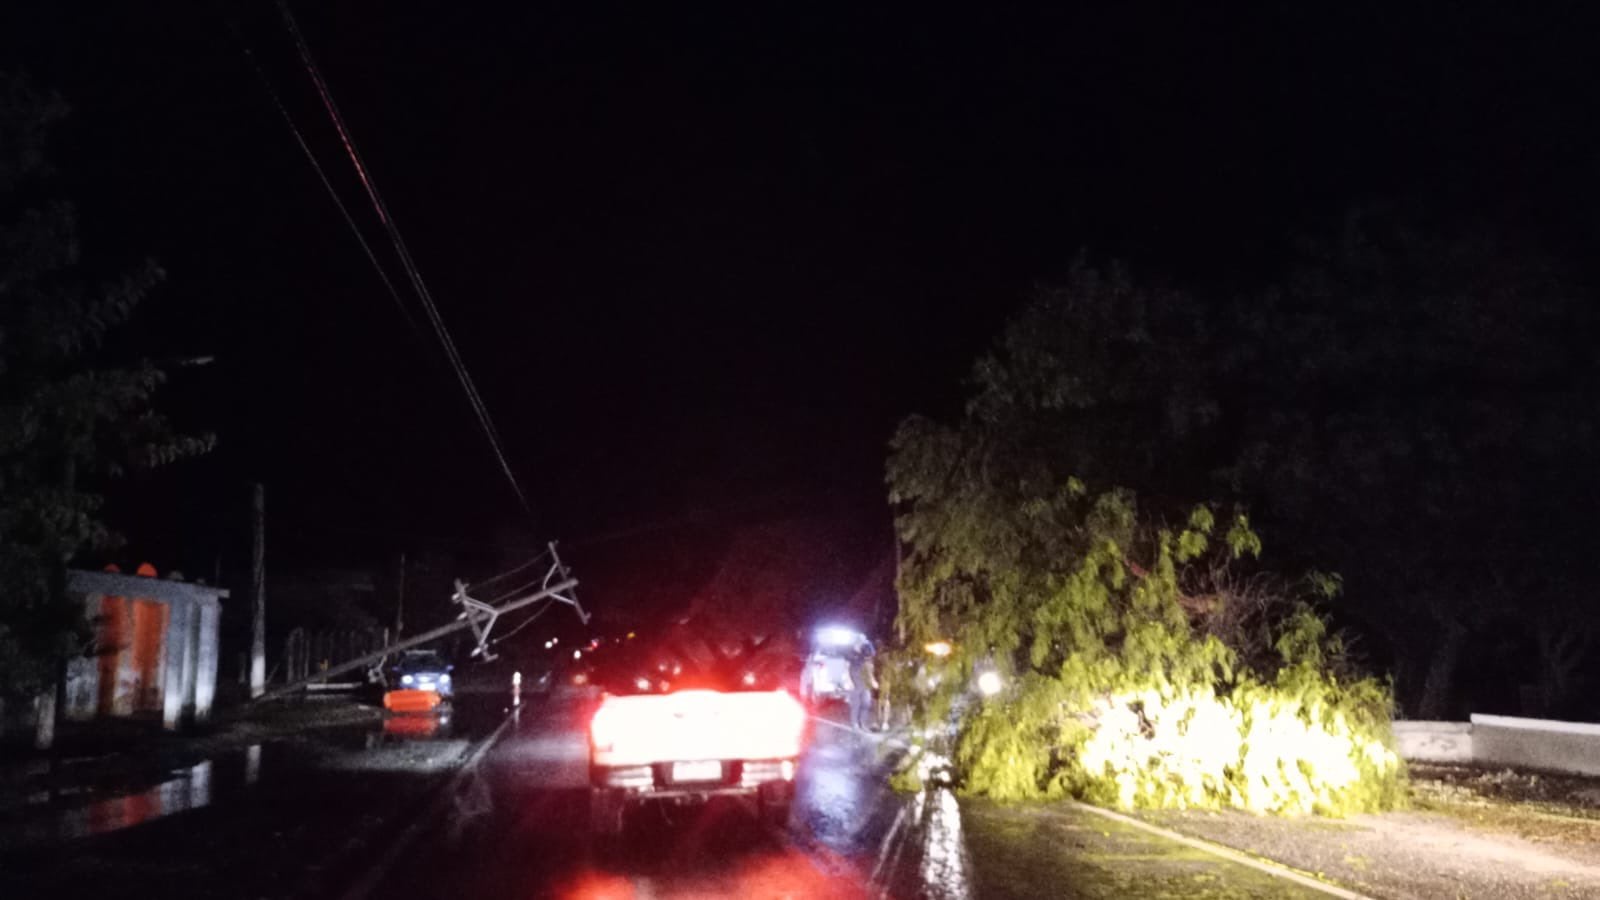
1409,764,1600,846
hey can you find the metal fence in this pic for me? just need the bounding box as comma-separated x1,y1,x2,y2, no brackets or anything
280,626,390,684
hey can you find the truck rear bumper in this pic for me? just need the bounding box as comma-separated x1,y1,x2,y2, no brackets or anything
592,759,796,795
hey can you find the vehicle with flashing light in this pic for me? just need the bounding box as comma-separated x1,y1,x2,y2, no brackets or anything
798,625,870,706
391,649,454,698
585,622,807,839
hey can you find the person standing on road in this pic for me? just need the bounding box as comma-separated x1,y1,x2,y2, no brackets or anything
849,643,879,731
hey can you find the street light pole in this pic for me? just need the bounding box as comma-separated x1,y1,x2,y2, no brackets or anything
395,551,406,638
250,483,266,699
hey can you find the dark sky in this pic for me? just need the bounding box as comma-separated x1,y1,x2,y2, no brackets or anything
5,2,1600,620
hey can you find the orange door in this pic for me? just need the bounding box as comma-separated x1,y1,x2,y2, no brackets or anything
97,596,131,714
130,599,169,713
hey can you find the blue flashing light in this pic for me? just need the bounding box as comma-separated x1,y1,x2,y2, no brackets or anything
816,625,862,648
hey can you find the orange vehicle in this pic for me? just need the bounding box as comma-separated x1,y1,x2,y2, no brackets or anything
383,688,444,713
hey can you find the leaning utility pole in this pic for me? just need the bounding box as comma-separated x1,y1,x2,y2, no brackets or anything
249,483,267,699
252,544,585,703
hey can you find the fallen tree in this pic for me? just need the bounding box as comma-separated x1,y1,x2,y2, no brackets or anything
885,266,1404,815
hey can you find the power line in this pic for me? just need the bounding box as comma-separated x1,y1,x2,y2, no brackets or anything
489,601,554,648
226,24,426,344
486,574,548,605
467,546,554,594
265,484,820,554
275,0,533,518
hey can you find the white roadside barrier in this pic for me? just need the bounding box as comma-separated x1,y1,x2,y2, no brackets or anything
1395,713,1600,776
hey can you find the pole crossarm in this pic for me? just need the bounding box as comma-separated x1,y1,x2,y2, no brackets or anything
455,582,503,660
453,543,589,661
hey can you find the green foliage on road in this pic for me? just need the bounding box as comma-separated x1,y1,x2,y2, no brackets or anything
886,263,1403,814
900,229,1600,722
0,75,212,701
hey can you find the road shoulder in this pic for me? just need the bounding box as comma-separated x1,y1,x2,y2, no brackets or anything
1133,804,1600,900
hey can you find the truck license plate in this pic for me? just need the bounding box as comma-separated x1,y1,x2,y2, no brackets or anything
671,760,721,782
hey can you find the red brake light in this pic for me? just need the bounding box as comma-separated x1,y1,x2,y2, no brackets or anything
750,691,807,750
590,696,649,751
590,698,619,749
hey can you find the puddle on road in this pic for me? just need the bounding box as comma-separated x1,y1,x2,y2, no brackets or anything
558,851,873,900
3,707,469,848
916,788,974,900
374,709,455,743
799,756,876,850
5,746,257,847
282,709,472,773
552,795,875,900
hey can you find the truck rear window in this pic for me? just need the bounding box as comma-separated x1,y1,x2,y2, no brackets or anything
587,626,800,696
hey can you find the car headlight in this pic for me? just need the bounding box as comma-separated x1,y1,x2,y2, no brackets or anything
440,674,451,684
401,674,415,686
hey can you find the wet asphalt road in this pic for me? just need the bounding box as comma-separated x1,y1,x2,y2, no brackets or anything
362,689,907,898
0,690,509,899
357,692,1329,900
2,686,1336,900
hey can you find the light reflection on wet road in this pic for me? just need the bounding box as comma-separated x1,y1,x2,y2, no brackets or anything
4,748,252,847
377,695,1329,899
0,688,521,900
917,787,974,899
11,755,228,845
0,694,490,849
366,693,913,899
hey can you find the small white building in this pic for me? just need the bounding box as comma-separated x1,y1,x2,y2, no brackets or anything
62,567,227,730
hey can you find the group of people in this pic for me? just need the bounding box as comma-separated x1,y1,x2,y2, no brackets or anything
797,631,882,731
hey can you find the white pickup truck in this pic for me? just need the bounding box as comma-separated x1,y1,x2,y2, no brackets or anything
584,629,808,838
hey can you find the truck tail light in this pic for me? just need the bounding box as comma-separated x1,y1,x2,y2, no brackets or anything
589,697,632,751
749,691,807,755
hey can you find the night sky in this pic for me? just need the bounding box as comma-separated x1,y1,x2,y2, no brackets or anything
5,2,1599,623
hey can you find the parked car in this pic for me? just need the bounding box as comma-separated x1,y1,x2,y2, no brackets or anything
392,649,454,698
798,626,871,706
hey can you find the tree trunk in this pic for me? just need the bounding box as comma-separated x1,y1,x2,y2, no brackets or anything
1416,621,1468,720
1535,619,1590,720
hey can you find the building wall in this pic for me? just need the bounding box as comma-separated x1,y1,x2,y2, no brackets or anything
63,570,228,730
194,601,220,723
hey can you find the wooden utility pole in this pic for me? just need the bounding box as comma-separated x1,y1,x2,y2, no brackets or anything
250,483,266,698
395,551,406,638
